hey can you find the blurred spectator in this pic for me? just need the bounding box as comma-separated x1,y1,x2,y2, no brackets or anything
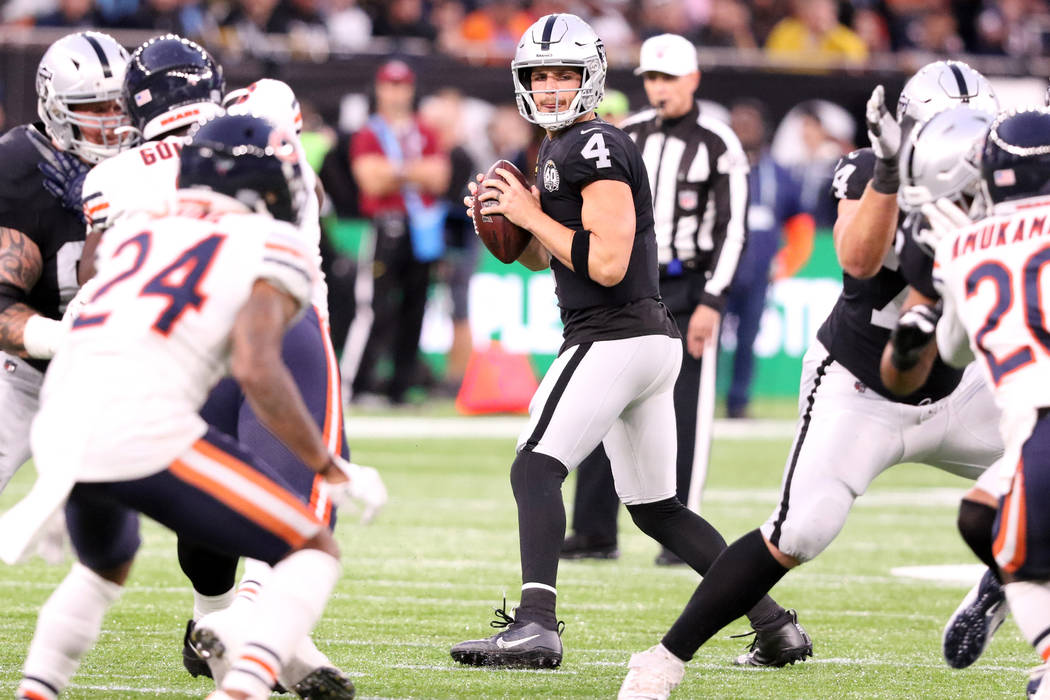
750,0,793,45
771,99,854,228
420,88,479,396
343,60,450,405
697,0,758,49
457,0,534,60
34,0,101,27
371,0,438,43
596,89,630,127
328,0,372,51
638,0,700,40
724,99,813,419
852,7,892,54
975,0,1050,56
118,0,212,39
486,103,534,168
765,0,868,65
431,0,468,55
901,5,965,53
579,0,635,52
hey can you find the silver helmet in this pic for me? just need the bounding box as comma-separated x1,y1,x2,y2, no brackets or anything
36,31,133,163
511,14,607,132
898,104,993,214
896,60,998,139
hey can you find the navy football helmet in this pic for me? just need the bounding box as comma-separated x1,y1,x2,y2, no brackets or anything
124,34,224,140
178,114,306,224
979,107,1050,207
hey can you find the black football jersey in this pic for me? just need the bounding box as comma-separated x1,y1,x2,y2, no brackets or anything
536,118,677,350
0,124,87,370
817,147,962,404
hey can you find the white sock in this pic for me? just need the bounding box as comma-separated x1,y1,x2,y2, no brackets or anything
192,587,236,621
1005,580,1050,660
280,634,333,687
21,563,123,694
223,549,340,697
229,558,271,614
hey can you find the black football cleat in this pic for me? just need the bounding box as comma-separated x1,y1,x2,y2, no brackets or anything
942,568,1008,669
733,609,813,667
182,619,213,679
292,666,356,699
561,533,619,560
451,601,564,668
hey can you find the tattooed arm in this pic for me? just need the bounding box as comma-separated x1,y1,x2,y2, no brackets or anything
0,226,44,356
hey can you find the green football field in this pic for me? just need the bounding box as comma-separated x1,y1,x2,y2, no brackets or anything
0,428,1037,699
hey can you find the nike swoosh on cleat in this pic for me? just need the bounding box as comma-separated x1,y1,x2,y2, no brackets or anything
495,634,541,649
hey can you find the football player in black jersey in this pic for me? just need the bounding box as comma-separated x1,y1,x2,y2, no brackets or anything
0,31,131,496
449,14,802,680
618,61,1006,698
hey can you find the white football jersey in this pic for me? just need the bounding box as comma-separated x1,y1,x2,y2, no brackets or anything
34,200,315,482
934,195,1050,426
81,133,329,319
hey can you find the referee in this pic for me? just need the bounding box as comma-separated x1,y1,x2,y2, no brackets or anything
562,33,749,565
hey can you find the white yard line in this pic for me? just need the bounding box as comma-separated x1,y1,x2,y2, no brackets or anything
346,416,798,440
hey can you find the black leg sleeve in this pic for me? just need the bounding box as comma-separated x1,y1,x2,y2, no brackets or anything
958,498,1001,581
662,529,789,661
177,538,239,596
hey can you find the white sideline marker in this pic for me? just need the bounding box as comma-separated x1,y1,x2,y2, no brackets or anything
890,563,986,585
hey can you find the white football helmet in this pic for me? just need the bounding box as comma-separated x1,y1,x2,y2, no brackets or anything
898,104,993,215
36,31,133,164
896,60,998,139
512,13,607,132
223,78,302,136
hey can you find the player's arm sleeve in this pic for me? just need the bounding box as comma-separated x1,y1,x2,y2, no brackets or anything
700,131,750,311
932,261,974,368
256,226,315,318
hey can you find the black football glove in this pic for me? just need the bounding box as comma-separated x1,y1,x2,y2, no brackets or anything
889,301,942,371
38,149,89,223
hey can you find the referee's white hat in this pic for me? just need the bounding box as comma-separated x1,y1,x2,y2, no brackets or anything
634,34,699,76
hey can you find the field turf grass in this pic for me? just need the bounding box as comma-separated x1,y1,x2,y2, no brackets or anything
0,431,1036,698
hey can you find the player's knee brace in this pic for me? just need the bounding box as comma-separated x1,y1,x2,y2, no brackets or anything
510,450,569,504
958,498,1001,580
626,497,684,540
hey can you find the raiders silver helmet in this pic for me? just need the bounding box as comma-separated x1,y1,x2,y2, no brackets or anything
898,104,993,215
896,60,998,139
511,13,607,132
36,31,133,163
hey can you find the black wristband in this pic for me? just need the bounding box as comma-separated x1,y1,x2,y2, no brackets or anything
871,157,900,195
571,229,592,282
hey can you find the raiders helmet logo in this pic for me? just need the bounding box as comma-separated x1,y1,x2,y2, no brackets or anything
543,159,560,192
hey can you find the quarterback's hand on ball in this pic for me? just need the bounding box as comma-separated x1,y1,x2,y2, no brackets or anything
322,456,388,524
480,168,542,230
38,149,89,223
916,198,971,255
866,85,901,162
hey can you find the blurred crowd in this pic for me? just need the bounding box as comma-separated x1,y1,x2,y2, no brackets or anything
4,0,1050,64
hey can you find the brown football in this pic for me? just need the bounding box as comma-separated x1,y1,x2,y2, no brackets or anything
472,159,534,264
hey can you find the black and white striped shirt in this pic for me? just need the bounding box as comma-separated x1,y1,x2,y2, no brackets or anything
621,102,749,311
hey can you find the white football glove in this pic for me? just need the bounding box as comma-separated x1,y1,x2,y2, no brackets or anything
61,275,101,327
917,198,972,255
866,85,901,161
323,456,388,524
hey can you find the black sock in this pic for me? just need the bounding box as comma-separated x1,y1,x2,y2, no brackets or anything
510,449,568,628
661,529,789,661
177,539,238,596
958,498,1001,582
